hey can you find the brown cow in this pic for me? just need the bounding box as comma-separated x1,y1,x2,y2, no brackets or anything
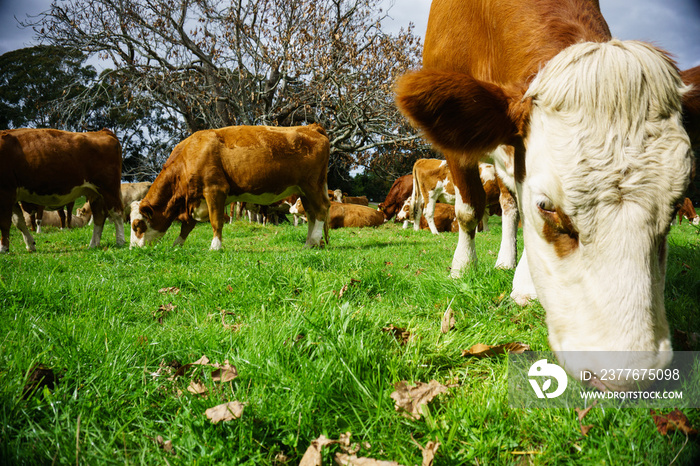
676,197,699,225
291,200,384,229
343,196,369,206
23,207,90,229
378,174,413,225
418,203,458,232
0,128,124,252
395,0,699,389
130,124,330,249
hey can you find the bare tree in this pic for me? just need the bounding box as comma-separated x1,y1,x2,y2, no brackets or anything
27,0,429,178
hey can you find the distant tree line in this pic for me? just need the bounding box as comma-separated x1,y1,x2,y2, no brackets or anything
2,0,438,189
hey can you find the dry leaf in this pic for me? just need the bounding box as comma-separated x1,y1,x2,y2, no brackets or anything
461,342,530,358
579,424,593,436
171,355,211,379
220,310,241,331
187,380,208,395
417,440,440,466
299,435,340,466
211,360,239,383
382,325,411,345
338,279,362,298
575,401,598,421
390,380,448,420
205,401,244,423
334,453,403,466
440,305,455,334
158,286,180,294
650,409,698,436
155,435,174,454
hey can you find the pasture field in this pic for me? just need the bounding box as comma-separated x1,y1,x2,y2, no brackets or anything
1,216,699,465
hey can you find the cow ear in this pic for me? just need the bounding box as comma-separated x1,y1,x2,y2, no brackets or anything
140,203,154,221
681,66,700,150
395,70,524,164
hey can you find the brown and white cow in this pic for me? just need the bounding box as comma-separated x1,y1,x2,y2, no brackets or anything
407,158,517,267
22,207,90,229
130,124,330,249
378,174,413,227
291,199,384,229
0,128,124,252
418,202,458,232
395,0,699,389
676,197,699,225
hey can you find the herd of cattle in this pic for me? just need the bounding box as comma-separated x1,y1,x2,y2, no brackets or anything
2,0,700,391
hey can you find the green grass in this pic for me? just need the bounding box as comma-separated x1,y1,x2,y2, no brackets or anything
1,217,699,465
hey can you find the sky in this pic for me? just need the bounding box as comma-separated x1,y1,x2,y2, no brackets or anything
1,0,699,70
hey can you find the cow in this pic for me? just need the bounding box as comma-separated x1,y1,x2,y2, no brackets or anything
395,0,699,389
130,124,331,249
21,202,75,233
343,195,370,206
0,128,124,252
378,174,413,227
22,207,90,229
409,159,510,253
418,202,458,232
676,197,699,225
78,181,153,224
291,199,385,229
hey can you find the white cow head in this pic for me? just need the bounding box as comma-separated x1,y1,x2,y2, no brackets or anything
129,200,168,247
396,40,695,389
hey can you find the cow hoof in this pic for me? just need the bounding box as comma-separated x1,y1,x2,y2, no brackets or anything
510,290,536,306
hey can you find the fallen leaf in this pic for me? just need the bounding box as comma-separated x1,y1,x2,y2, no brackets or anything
580,424,593,436
158,286,180,295
171,355,211,379
339,279,362,298
390,380,448,420
155,435,174,454
461,342,531,358
440,305,455,334
187,380,208,395
211,360,239,382
575,401,598,421
417,440,440,466
382,325,411,345
205,401,244,423
299,435,340,466
650,409,698,436
334,453,403,465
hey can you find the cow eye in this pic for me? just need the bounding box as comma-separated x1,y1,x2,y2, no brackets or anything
536,196,556,214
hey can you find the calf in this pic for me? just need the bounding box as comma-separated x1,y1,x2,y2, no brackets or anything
292,200,385,229
130,124,330,249
677,197,699,225
0,128,124,252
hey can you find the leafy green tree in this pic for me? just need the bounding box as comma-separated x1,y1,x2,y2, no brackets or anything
0,45,96,129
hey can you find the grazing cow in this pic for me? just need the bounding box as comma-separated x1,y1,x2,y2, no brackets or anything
419,202,458,232
121,182,152,220
21,202,75,232
0,128,124,252
378,174,413,226
23,207,90,229
676,197,699,225
395,0,699,389
291,199,385,229
130,124,330,249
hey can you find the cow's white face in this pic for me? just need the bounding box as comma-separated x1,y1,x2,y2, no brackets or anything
129,201,167,247
518,41,693,389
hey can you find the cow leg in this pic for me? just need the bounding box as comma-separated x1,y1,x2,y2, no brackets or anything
57,207,67,229
495,179,519,269
411,192,423,232
424,193,441,234
11,204,36,252
88,198,108,248
35,206,44,234
66,202,74,228
301,194,329,248
174,219,197,246
205,189,227,250
511,248,538,305
448,163,485,277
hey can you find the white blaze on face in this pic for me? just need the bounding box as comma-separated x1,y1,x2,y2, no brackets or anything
518,40,693,389
129,200,166,247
